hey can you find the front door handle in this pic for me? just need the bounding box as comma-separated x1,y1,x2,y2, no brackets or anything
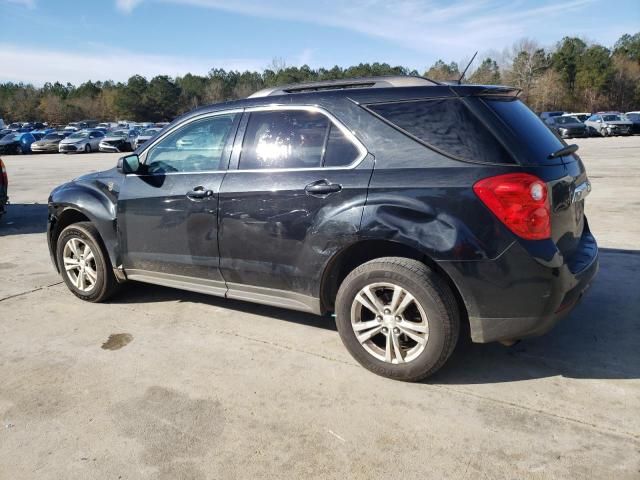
305,180,342,196
187,186,214,200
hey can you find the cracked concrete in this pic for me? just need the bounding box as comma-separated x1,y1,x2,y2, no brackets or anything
1,139,639,479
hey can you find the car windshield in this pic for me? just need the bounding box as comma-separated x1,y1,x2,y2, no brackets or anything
602,115,621,122
1,134,18,141
69,132,89,139
556,116,580,125
109,130,128,137
141,128,160,136
44,133,64,140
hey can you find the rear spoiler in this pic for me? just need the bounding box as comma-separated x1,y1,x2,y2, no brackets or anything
450,85,521,98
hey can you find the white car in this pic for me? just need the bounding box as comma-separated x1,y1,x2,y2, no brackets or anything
58,130,105,153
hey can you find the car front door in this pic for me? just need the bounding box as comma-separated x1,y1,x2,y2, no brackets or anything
218,106,373,311
117,111,241,292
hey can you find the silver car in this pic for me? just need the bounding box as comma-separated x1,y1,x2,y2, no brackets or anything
99,129,138,152
31,131,70,153
58,130,105,153
584,113,633,137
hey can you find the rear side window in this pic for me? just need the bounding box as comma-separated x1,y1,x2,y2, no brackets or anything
323,124,361,167
486,99,565,163
367,98,513,164
240,110,362,170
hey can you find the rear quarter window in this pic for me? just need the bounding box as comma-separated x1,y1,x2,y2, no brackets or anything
367,98,513,164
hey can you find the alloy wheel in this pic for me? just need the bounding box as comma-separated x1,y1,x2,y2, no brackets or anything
63,238,98,292
350,282,429,364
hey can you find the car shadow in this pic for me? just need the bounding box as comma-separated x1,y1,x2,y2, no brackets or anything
0,203,48,235
112,281,337,332
111,248,639,382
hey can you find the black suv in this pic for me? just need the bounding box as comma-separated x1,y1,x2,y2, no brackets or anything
47,77,598,381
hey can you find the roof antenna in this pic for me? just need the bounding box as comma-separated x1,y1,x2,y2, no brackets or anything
458,51,478,84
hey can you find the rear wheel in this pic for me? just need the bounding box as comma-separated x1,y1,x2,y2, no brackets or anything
56,222,117,302
335,257,459,382
16,145,23,154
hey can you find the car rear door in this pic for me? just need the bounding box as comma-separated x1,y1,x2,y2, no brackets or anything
217,106,373,309
117,111,241,291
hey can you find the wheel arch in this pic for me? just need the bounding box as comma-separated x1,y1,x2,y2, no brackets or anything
319,239,469,336
48,185,119,272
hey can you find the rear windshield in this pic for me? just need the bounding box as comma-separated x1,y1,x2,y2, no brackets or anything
367,98,513,164
486,98,564,162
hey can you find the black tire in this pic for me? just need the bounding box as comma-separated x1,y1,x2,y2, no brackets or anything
56,222,118,302
335,257,460,382
84,144,91,153
16,145,23,155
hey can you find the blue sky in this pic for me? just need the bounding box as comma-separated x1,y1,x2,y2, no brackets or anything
1,0,638,85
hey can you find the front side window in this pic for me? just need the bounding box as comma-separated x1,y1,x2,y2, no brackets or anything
239,109,362,170
145,114,238,173
369,98,513,164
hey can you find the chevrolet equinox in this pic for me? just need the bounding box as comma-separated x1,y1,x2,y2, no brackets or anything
47,76,598,381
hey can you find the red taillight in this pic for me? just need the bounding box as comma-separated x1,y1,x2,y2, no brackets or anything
473,173,551,240
0,159,6,186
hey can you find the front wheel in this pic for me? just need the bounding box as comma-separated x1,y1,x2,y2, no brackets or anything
56,222,118,302
335,257,460,382
16,145,23,154
84,143,91,153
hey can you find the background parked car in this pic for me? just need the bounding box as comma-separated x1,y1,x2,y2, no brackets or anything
625,112,640,134
540,111,566,125
0,132,36,154
59,130,105,153
133,127,162,149
31,131,71,153
565,112,591,123
99,129,138,152
585,113,633,136
548,115,588,138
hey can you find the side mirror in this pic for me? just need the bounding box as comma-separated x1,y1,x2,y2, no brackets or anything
117,154,140,174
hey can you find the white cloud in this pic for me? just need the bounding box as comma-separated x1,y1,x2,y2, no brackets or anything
0,44,266,85
115,0,143,13
4,0,36,8
115,0,596,58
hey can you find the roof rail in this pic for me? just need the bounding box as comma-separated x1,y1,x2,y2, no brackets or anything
247,75,441,98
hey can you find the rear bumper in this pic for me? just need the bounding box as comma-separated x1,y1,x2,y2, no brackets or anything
439,225,599,343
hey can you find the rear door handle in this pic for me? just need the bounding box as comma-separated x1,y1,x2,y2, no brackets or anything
305,180,342,196
187,186,214,200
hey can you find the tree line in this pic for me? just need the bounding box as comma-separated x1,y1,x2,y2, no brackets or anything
1,33,638,124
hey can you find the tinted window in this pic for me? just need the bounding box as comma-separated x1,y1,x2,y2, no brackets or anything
602,115,621,122
555,116,580,125
369,98,513,164
323,124,361,167
240,110,329,169
146,114,237,173
486,98,564,163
